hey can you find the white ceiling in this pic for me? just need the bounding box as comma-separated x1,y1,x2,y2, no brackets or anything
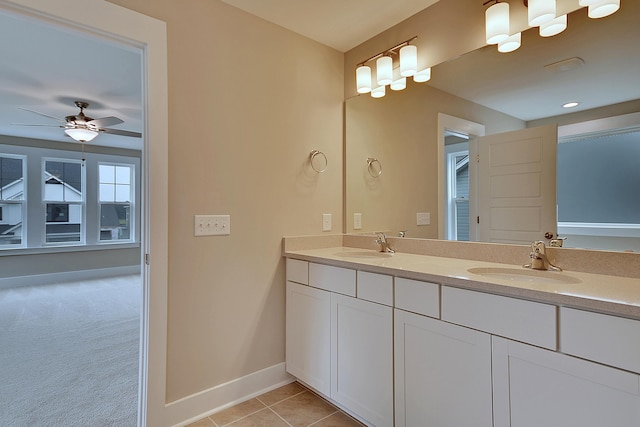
219,0,441,52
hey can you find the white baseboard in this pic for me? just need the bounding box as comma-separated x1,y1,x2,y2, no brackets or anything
0,265,140,289
166,362,295,427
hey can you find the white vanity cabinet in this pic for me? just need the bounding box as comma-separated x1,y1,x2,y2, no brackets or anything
394,308,493,427
286,261,393,426
492,336,640,427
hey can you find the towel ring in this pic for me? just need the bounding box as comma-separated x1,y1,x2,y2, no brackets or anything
367,157,382,178
310,150,328,173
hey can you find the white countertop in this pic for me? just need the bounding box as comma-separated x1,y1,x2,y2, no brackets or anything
284,246,640,320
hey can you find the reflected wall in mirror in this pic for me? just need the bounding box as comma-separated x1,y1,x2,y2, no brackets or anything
345,1,640,252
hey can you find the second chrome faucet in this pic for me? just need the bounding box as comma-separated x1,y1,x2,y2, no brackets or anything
524,241,562,271
375,232,395,254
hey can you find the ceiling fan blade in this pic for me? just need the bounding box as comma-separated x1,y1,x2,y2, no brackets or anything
11,123,64,128
89,116,124,128
101,127,142,138
18,107,66,123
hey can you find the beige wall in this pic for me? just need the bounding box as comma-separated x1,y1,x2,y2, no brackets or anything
345,82,524,238
108,0,343,402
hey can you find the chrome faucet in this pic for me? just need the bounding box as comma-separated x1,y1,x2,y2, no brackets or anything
375,232,395,253
524,241,562,271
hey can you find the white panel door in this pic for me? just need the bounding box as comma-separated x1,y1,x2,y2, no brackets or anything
394,309,493,427
285,281,331,397
492,337,640,427
477,124,558,244
331,293,393,427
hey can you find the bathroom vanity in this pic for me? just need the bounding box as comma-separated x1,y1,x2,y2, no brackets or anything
283,236,640,427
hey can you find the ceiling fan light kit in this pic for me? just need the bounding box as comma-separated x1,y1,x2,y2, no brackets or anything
15,100,142,144
484,0,621,53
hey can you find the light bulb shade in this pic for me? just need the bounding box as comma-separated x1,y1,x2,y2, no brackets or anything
399,45,417,77
371,85,386,98
539,14,567,37
498,32,521,53
578,0,600,5
356,65,372,94
390,77,407,91
528,0,556,27
376,56,393,85
485,2,510,45
413,67,431,83
65,128,99,142
588,0,620,18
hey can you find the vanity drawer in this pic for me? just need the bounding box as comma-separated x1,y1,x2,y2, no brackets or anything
394,277,440,318
309,263,356,297
560,307,640,373
286,258,309,285
357,271,393,306
442,286,557,350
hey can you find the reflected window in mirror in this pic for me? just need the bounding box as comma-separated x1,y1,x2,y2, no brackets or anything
445,131,470,241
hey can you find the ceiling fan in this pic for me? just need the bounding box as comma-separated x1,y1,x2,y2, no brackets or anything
16,100,141,142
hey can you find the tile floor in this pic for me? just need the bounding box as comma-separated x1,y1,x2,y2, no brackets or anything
186,382,366,427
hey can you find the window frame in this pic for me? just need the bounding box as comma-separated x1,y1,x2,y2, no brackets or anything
0,153,27,249
97,162,136,244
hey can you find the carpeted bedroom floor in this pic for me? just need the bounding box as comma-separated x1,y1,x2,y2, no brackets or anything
0,274,141,427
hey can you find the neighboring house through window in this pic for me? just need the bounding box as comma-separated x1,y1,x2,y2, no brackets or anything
0,155,25,247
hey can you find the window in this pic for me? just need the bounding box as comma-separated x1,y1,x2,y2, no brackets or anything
0,155,25,247
99,163,134,242
43,160,83,244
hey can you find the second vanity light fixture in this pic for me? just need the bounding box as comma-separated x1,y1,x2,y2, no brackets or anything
355,36,432,99
484,0,620,53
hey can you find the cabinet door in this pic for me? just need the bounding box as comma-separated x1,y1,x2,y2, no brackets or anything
331,293,393,427
286,281,331,397
492,337,640,427
394,309,493,427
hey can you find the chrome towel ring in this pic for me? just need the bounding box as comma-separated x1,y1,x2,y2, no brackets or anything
367,157,382,177
310,150,328,173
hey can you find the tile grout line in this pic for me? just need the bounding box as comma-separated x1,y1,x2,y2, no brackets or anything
305,410,340,427
215,401,269,427
256,388,308,408
267,406,295,427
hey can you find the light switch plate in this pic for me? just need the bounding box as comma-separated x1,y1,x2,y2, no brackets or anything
417,212,430,226
195,214,231,236
322,213,332,232
354,213,362,230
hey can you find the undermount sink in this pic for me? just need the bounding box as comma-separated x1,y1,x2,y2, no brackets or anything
467,267,581,285
335,251,394,259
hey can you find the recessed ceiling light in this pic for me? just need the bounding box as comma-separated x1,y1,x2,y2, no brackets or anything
563,102,579,108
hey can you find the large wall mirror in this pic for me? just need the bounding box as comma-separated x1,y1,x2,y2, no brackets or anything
345,0,640,252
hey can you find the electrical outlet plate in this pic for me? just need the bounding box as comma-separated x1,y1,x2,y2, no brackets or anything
354,213,362,230
417,212,430,226
195,214,231,236
322,213,332,232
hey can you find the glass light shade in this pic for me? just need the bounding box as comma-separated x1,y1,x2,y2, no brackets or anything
356,65,372,94
498,32,521,53
413,67,431,83
399,45,417,77
371,85,386,98
588,0,620,18
485,2,510,45
376,56,393,85
390,77,406,91
65,128,99,142
539,14,567,37
578,0,600,5
528,0,556,27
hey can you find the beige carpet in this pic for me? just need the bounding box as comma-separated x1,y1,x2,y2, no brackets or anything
0,275,141,427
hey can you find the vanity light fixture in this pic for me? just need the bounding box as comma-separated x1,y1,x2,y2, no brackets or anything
485,1,510,45
588,0,620,18
484,0,620,53
528,0,556,27
498,32,522,53
355,36,429,99
539,14,567,37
